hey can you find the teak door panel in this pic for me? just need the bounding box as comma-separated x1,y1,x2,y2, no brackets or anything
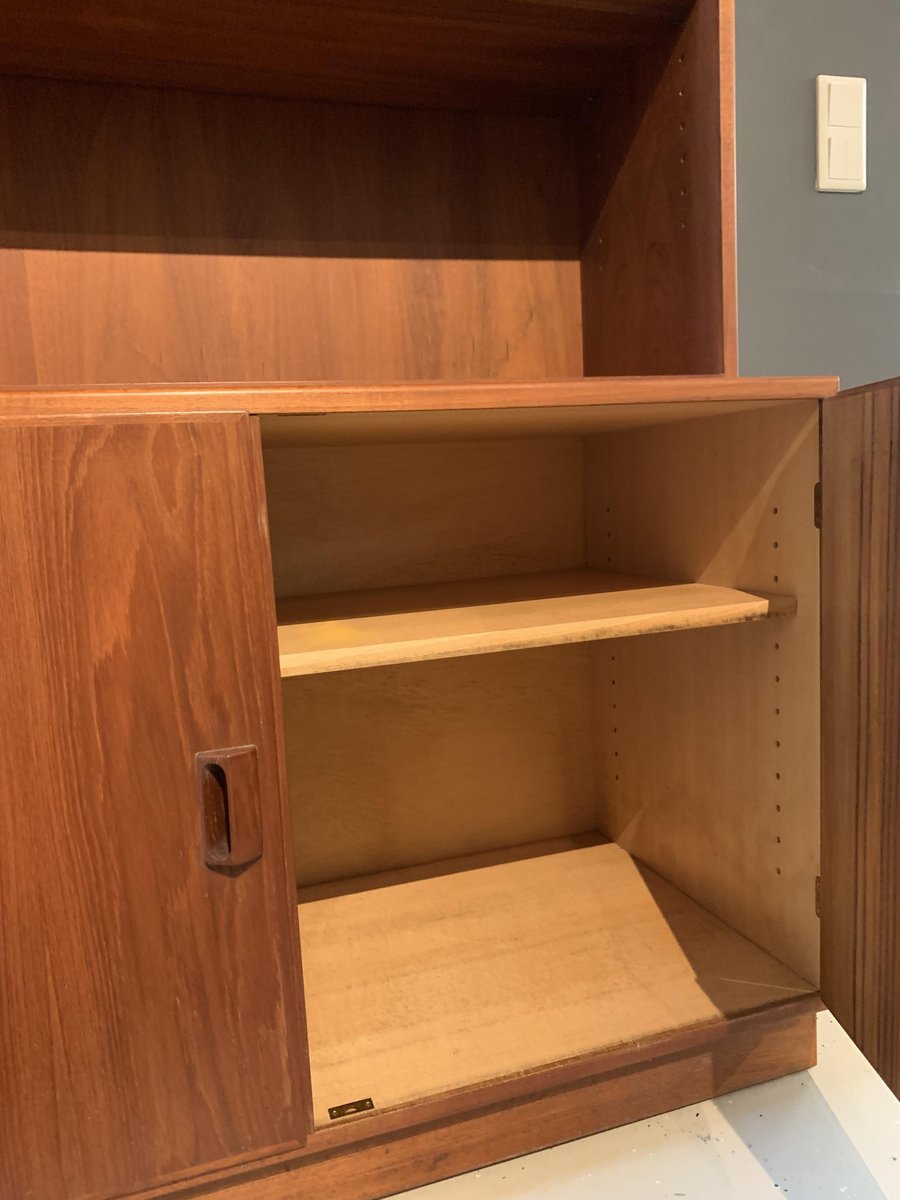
0,415,310,1200
821,378,900,1094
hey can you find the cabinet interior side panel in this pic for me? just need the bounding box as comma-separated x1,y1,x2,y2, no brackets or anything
0,75,582,386
285,646,598,888
264,437,586,597
586,403,820,983
579,0,731,376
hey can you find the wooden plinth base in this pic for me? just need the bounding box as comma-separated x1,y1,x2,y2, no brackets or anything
171,1000,817,1200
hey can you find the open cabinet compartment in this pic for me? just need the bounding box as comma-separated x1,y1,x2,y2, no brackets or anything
0,0,733,388
262,395,822,1130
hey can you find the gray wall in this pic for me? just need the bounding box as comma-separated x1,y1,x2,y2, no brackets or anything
735,0,900,387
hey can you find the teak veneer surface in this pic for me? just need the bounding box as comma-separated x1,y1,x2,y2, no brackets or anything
0,416,310,1200
0,0,692,112
0,375,839,417
822,378,900,1093
298,842,815,1126
0,2,858,1195
0,5,739,386
580,0,736,375
0,76,582,388
277,569,796,675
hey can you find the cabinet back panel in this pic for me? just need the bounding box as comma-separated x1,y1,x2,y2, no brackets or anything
264,437,585,597
586,403,820,982
284,647,598,887
0,76,582,386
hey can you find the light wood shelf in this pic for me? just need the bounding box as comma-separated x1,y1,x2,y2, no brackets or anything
277,569,796,677
298,840,816,1124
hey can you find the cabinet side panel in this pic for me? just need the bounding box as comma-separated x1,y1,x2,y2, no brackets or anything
0,417,310,1200
0,77,581,387
585,403,820,982
580,0,735,376
821,383,900,1094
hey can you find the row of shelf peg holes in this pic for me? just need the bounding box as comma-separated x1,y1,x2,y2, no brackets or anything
605,505,788,879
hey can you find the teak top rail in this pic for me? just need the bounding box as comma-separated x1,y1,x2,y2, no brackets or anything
0,376,840,418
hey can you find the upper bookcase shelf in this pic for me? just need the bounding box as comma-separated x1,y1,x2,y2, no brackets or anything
0,0,693,112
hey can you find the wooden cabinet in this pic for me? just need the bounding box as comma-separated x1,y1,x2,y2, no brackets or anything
0,3,897,1200
7,377,900,1200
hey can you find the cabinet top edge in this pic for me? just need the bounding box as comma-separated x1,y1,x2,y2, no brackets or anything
0,376,840,418
833,375,900,399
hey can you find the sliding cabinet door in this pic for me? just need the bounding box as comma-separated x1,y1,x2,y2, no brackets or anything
0,415,310,1200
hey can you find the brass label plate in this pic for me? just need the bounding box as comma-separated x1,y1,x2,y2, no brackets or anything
329,1097,375,1120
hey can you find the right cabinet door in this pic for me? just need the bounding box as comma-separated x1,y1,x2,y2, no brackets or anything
821,377,900,1093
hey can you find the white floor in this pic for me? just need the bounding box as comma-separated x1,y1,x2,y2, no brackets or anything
399,1014,900,1200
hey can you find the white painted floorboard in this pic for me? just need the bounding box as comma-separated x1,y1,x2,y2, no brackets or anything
398,1014,900,1199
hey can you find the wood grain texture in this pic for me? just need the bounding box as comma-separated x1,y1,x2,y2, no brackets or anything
580,0,734,375
297,833,609,904
258,399,822,445
0,375,840,417
196,746,264,869
283,647,597,887
295,991,819,1156
587,401,822,983
299,841,814,1123
163,1004,817,1200
0,76,581,388
716,0,738,375
276,569,796,676
0,0,689,113
0,416,311,1200
263,438,585,599
821,379,900,1094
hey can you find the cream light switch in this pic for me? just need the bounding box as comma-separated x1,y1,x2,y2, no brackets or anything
817,75,866,192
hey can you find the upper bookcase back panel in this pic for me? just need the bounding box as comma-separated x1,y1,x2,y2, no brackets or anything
0,0,735,387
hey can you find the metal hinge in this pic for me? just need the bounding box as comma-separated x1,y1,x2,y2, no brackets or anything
815,874,821,917
814,482,822,529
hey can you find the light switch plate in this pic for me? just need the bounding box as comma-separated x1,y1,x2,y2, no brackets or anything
817,75,866,192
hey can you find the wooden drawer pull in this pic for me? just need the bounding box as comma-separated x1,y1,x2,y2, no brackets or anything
196,745,263,869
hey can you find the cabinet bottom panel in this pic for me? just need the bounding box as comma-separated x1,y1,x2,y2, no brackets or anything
299,840,815,1123
148,1001,816,1200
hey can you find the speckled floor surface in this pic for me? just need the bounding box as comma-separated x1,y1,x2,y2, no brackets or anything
398,1014,900,1199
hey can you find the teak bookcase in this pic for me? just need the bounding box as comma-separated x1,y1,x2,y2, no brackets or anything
0,4,898,1200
